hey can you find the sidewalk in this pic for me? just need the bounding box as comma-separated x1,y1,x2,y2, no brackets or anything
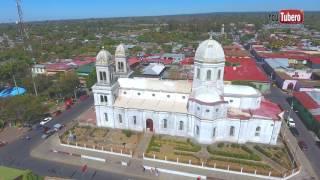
31,134,290,180
31,135,156,180
0,127,29,143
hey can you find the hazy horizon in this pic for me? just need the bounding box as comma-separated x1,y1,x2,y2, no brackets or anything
1,0,319,23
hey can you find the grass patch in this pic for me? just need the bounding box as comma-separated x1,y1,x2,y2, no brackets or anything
174,139,201,152
207,145,261,161
122,129,133,138
208,156,270,169
254,145,272,157
255,145,294,169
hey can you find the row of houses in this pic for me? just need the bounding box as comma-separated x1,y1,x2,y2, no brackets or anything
32,56,96,87
246,40,320,92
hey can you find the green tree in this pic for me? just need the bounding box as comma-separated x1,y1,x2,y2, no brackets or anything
1,95,48,126
86,68,97,88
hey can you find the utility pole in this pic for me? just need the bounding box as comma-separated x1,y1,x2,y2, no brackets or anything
15,0,38,96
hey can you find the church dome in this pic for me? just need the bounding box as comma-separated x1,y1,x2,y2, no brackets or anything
96,48,112,66
115,44,126,57
194,37,225,63
192,87,222,103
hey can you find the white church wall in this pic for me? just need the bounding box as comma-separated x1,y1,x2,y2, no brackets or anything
224,97,241,109
174,114,189,136
240,97,260,110
113,108,127,129
126,109,144,131
95,106,114,128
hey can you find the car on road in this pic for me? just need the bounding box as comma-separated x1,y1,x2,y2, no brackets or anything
40,117,53,126
41,129,56,139
53,123,64,131
289,127,300,137
22,136,31,140
298,141,308,151
286,117,295,127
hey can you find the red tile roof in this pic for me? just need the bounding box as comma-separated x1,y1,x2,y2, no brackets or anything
128,57,140,66
45,63,73,71
309,57,320,64
224,57,269,82
314,115,320,122
293,92,319,109
250,99,282,120
180,57,194,65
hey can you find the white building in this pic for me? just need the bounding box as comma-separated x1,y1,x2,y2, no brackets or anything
31,64,46,75
92,37,282,145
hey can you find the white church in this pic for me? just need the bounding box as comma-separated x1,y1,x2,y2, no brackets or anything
92,36,283,145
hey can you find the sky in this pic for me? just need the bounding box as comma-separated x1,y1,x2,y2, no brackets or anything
0,0,319,23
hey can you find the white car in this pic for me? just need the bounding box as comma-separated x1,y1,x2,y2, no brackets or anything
287,117,295,127
40,117,53,126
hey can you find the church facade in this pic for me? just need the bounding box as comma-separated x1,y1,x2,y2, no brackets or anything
92,38,282,145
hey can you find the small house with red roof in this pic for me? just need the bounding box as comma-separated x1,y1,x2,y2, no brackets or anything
224,57,270,93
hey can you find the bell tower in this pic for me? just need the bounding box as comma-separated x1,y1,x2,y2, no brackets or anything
115,43,131,77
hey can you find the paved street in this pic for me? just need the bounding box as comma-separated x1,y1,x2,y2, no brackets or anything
0,95,137,180
266,85,319,180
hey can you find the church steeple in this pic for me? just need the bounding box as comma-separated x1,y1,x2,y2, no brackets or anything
96,47,114,85
115,43,131,77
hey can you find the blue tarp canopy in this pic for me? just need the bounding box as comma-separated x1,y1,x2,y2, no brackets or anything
0,87,26,98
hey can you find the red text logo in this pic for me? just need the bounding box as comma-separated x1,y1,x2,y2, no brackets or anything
279,10,304,24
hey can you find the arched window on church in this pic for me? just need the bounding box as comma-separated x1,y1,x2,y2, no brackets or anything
196,125,200,135
118,62,124,72
179,121,184,130
217,69,221,80
212,127,216,137
206,70,212,80
196,68,200,79
229,126,235,136
255,126,261,136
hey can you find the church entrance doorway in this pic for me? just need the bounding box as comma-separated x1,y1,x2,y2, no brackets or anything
146,119,153,132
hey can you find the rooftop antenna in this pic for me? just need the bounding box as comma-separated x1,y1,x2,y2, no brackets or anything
15,0,38,96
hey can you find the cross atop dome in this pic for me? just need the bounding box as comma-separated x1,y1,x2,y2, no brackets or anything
208,31,214,39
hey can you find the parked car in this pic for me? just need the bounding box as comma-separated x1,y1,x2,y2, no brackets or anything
53,123,64,131
41,134,50,139
289,127,300,137
41,129,55,139
22,136,31,140
40,117,53,126
42,126,50,133
287,117,295,127
298,141,308,151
